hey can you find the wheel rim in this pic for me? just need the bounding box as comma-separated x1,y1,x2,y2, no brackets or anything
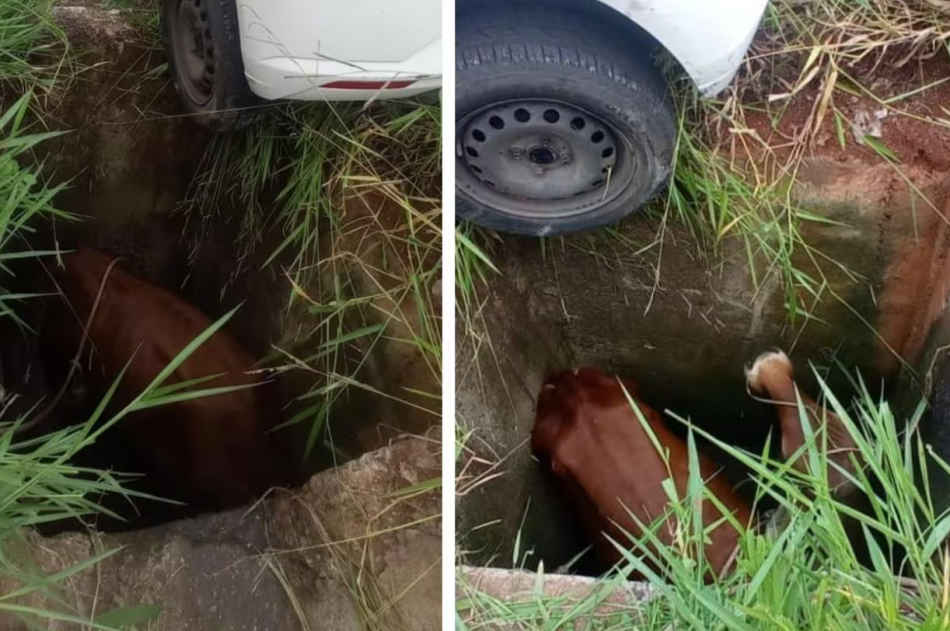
172,0,215,107
457,100,637,219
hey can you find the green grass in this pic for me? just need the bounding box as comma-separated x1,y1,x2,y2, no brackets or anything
183,97,443,463
0,93,74,327
0,3,112,623
647,87,847,326
455,222,499,340
183,94,444,627
103,0,162,47
0,0,69,93
651,0,950,323
458,370,950,629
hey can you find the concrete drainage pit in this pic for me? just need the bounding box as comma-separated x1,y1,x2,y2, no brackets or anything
457,156,950,582
0,124,436,535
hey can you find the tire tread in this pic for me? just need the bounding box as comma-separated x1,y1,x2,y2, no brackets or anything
456,5,677,236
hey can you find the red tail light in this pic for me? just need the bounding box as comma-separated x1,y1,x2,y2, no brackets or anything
322,80,416,90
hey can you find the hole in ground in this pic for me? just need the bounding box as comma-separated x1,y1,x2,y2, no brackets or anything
2,196,439,536
454,229,925,579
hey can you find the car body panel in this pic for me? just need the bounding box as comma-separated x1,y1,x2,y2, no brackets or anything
236,0,442,101
592,0,769,95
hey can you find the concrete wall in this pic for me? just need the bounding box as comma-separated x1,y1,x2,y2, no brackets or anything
0,437,441,631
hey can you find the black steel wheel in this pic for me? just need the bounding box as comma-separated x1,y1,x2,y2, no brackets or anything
456,5,677,236
162,0,256,131
458,100,635,221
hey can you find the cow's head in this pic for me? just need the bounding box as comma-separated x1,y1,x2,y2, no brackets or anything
533,368,636,468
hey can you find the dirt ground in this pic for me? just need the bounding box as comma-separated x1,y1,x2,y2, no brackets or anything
731,38,950,172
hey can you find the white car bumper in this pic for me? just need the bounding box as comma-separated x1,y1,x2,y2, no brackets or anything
240,33,441,102
596,0,768,97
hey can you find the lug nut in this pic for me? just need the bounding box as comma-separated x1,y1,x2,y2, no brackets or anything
510,147,524,160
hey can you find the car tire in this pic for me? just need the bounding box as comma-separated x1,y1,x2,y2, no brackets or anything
456,5,677,236
162,0,257,131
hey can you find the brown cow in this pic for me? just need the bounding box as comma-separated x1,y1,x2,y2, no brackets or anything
532,367,753,580
534,355,867,581
745,350,860,494
36,245,286,519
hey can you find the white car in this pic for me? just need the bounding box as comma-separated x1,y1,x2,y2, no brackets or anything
162,0,442,129
456,0,769,236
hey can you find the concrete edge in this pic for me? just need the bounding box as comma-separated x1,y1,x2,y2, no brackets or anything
457,565,656,611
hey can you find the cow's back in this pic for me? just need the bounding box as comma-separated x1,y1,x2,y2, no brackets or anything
40,245,283,515
533,368,752,579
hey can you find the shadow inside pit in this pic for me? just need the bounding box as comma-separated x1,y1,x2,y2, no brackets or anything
0,249,275,535
0,220,327,535
0,190,442,538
